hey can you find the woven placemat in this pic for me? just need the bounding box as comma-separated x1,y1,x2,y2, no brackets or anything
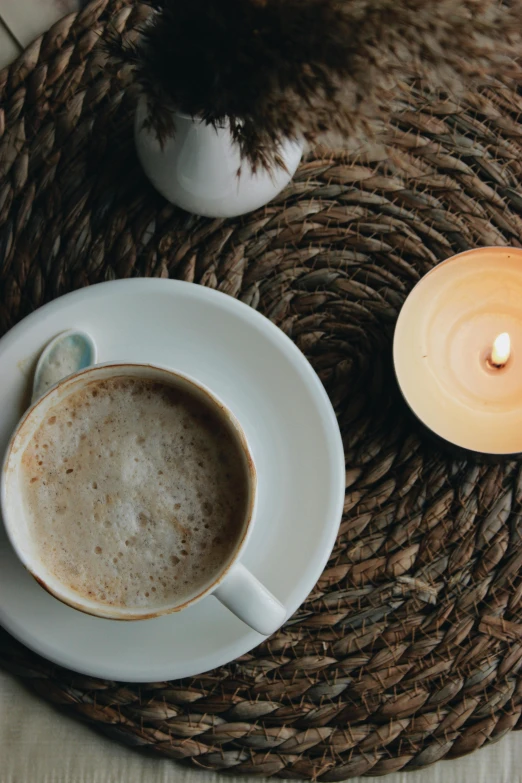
2,0,522,778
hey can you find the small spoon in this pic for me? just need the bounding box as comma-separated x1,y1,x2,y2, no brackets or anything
32,330,97,404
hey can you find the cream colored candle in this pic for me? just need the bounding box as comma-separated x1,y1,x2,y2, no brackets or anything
393,247,522,454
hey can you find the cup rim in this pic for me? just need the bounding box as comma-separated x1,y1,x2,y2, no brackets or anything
1,361,257,620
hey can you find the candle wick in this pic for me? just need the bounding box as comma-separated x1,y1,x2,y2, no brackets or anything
487,352,509,370
488,357,506,370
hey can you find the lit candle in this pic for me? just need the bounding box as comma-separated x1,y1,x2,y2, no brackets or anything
490,332,510,368
393,247,522,455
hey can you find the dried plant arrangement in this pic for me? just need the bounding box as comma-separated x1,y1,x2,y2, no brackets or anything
108,0,522,172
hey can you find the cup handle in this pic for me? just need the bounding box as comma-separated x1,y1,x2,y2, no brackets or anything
214,562,286,636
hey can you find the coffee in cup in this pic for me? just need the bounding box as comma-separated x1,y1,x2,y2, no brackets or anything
2,363,286,634
19,375,250,610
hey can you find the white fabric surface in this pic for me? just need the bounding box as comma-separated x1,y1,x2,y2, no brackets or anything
1,669,521,783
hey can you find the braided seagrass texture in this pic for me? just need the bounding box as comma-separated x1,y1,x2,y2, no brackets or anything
2,0,522,777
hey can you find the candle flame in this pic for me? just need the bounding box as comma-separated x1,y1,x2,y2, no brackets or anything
491,332,511,367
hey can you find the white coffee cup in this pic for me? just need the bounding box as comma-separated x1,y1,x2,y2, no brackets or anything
1,363,286,635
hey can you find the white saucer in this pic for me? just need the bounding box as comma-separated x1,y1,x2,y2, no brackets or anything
0,280,344,681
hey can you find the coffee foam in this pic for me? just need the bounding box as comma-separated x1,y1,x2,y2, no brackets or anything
20,376,249,609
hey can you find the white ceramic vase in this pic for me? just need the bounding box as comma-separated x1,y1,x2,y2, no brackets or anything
134,101,304,218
